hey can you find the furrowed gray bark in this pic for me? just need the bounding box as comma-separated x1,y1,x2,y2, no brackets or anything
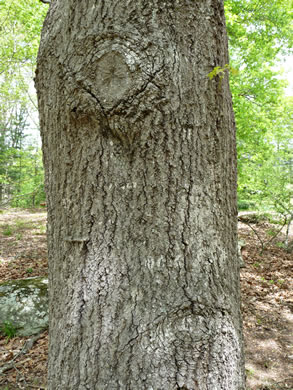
35,0,245,389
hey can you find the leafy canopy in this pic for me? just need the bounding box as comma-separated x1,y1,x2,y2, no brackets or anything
0,0,292,212
225,0,292,214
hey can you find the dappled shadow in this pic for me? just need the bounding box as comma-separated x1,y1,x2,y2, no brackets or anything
239,221,293,390
0,209,47,283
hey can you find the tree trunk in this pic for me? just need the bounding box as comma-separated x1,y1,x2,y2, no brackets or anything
35,1,245,389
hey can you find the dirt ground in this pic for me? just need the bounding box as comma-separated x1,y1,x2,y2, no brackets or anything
0,209,292,390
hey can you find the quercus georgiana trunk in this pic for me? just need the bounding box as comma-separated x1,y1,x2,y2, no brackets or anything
35,0,245,388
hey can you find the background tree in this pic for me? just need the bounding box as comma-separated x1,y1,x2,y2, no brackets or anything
36,0,245,388
1,0,292,212
240,97,293,247
225,0,293,211
0,101,45,206
0,102,28,202
0,0,47,206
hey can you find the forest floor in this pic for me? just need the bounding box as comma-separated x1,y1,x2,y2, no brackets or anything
0,209,292,390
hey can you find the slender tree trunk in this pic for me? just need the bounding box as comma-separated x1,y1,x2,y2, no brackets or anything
36,1,245,388
285,215,292,249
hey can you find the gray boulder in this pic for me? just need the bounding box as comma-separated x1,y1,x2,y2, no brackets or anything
238,239,246,268
0,277,48,337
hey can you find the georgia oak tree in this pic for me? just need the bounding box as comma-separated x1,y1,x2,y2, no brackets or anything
35,0,245,388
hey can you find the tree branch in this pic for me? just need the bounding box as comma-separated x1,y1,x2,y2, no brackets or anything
238,214,287,255
0,333,43,375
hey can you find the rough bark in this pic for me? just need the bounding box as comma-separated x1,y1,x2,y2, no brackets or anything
35,0,245,389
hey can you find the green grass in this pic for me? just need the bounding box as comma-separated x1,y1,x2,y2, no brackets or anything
245,368,254,377
0,217,43,237
16,232,23,240
14,219,35,229
2,226,13,236
0,321,17,339
39,224,46,234
267,228,278,237
34,223,46,235
238,200,256,210
276,241,286,249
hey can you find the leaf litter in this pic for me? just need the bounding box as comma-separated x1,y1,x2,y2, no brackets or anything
0,209,292,389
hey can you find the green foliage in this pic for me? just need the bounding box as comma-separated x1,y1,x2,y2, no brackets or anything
225,0,292,235
237,199,256,210
276,241,286,249
0,143,45,207
208,64,238,90
16,232,23,240
237,96,293,241
246,368,254,378
0,0,292,220
38,224,46,234
0,0,47,73
2,226,13,236
208,64,238,80
0,0,47,137
0,0,46,208
226,0,292,181
0,320,17,339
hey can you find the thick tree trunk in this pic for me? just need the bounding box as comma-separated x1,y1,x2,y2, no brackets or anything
36,1,245,389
